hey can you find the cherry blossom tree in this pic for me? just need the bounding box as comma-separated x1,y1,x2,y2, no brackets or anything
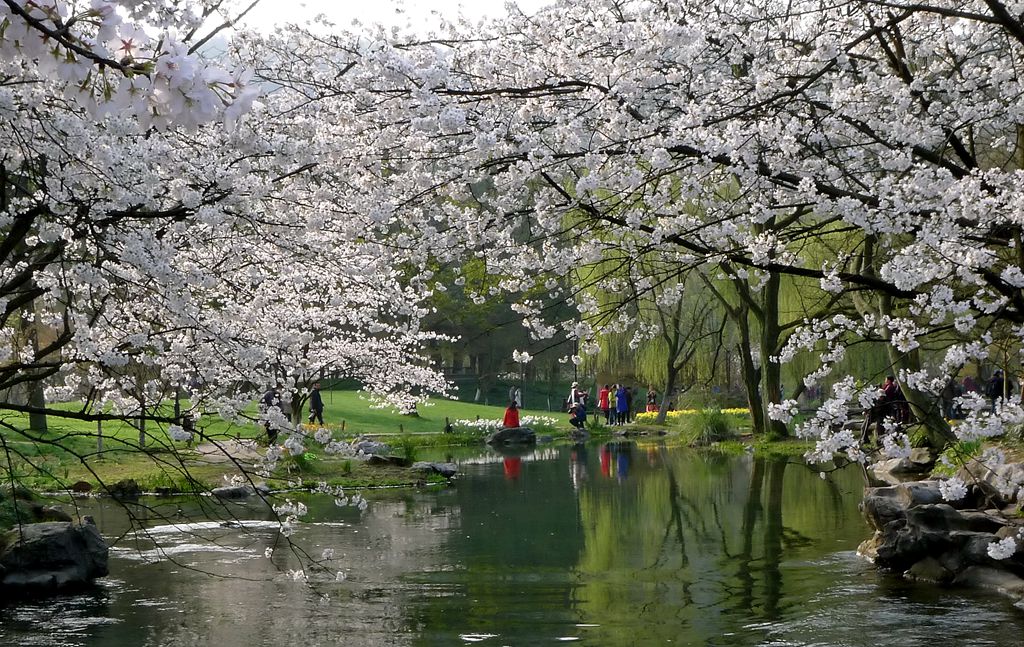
0,1,450,513
256,0,1024,472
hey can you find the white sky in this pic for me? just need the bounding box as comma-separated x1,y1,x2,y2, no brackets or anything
240,0,554,32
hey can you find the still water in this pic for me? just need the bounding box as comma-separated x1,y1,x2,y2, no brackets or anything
2,442,1024,646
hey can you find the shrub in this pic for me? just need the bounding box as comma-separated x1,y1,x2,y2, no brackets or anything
933,440,982,477
396,435,418,463
681,408,736,446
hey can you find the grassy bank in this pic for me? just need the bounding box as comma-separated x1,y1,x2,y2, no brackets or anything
0,392,570,493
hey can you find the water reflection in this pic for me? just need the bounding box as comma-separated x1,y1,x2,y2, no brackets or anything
4,443,1024,647
502,456,521,480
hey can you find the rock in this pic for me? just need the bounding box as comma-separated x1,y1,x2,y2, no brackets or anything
108,479,141,500
30,505,72,523
870,457,921,476
905,504,1007,534
353,440,390,456
0,522,108,596
955,463,1024,508
860,489,907,531
954,566,1024,601
996,464,1024,503
867,499,1011,573
70,481,93,494
908,448,936,467
858,534,882,561
906,557,954,584
956,531,1004,564
211,485,256,499
411,462,458,478
367,455,412,467
486,426,536,446
895,481,944,508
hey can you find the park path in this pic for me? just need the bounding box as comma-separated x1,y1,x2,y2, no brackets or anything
191,439,264,464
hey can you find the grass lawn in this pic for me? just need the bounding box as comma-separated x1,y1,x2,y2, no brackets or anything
312,391,561,435
0,392,569,493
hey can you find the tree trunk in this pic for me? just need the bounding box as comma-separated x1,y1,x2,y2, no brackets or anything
759,270,789,438
737,309,766,435
657,364,680,424
138,401,146,448
21,302,47,433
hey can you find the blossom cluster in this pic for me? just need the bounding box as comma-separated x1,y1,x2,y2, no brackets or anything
1,0,258,129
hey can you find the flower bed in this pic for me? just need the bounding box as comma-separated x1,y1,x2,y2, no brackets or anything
634,408,750,424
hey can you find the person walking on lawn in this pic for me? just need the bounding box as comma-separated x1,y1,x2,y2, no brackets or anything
308,382,325,426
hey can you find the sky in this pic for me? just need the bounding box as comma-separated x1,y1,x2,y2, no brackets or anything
240,0,554,32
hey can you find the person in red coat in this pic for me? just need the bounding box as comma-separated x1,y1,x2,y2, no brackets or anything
598,384,611,424
503,401,521,428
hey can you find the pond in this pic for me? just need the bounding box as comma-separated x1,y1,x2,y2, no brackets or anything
2,442,1024,646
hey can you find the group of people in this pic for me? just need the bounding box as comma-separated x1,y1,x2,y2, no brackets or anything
567,382,659,427
502,381,656,432
861,370,1019,445
595,384,633,425
260,382,325,444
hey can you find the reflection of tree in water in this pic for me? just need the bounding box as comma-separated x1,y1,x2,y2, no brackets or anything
573,448,855,644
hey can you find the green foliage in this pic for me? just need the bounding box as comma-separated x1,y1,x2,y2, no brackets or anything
396,435,419,463
933,439,982,477
908,424,934,448
134,471,196,494
0,498,32,531
680,408,735,445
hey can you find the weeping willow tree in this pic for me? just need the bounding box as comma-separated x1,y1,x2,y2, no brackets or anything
563,164,891,437
580,255,730,423
635,278,729,423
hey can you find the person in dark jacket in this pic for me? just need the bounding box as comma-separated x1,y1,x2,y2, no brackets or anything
261,386,281,444
986,370,1009,413
308,382,324,426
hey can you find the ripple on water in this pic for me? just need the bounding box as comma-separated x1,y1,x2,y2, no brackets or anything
110,542,252,562
459,633,499,642
0,593,123,647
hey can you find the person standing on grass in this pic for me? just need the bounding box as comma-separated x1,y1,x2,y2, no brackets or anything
308,382,324,426
615,384,629,425
598,384,611,424
261,386,281,444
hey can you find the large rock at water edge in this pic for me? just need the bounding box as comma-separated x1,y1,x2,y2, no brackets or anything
353,440,390,456
211,484,257,499
487,426,536,446
0,521,108,595
411,462,458,478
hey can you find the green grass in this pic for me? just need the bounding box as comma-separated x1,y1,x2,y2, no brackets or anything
0,391,574,493
1,391,563,444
